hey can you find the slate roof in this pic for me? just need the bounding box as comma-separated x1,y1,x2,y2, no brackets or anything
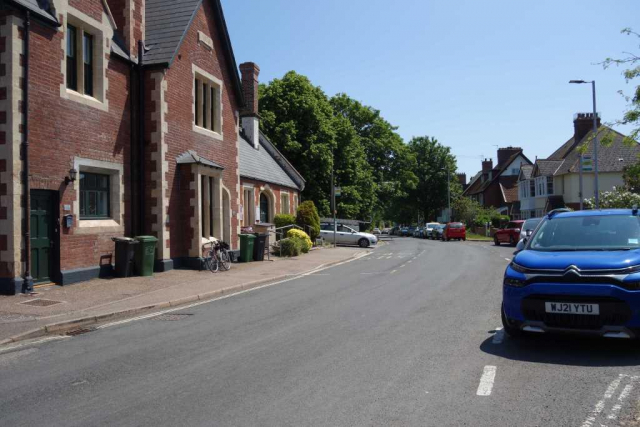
239,132,305,191
534,126,640,177
176,150,224,169
519,164,533,180
5,0,59,25
144,0,244,107
463,150,532,196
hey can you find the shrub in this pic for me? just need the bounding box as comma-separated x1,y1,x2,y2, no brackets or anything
274,214,296,230
287,229,312,253
296,200,320,241
279,237,301,257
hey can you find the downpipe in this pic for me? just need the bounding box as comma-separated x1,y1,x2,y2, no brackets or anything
22,10,33,292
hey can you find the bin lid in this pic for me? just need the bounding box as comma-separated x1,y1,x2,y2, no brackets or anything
134,235,158,242
240,234,256,240
112,237,137,243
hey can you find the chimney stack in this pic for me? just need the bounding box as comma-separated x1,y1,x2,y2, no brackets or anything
239,62,260,149
573,112,601,144
456,173,467,186
497,146,522,167
482,159,493,173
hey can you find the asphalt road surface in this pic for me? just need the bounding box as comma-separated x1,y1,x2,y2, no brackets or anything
2,237,640,426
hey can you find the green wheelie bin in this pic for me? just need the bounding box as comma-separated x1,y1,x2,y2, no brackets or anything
134,235,158,276
239,234,256,262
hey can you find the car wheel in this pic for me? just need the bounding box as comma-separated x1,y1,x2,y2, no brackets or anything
463,237,466,241
509,236,516,246
358,238,370,248
494,236,500,246
501,304,522,337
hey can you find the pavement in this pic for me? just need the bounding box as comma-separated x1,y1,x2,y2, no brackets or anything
0,245,371,344
2,237,640,426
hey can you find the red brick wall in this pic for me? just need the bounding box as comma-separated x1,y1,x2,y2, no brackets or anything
0,11,13,279
240,177,300,220
159,0,245,257
27,9,132,273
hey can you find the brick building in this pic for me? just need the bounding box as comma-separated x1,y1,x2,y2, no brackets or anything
0,0,303,294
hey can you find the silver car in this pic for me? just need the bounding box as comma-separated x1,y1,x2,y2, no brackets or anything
515,217,542,251
320,224,378,248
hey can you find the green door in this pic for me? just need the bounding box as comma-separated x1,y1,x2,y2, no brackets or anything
31,191,55,283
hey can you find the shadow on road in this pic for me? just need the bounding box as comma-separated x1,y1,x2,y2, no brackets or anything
479,332,640,367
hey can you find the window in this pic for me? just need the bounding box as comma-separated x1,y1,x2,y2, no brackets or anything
80,172,110,218
280,193,290,214
83,32,93,96
201,176,216,238
529,180,535,198
66,25,77,91
194,76,221,133
546,176,554,195
66,23,96,98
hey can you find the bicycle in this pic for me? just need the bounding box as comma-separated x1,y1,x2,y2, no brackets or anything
202,239,231,273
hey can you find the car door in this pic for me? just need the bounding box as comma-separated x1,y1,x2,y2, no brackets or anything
340,225,358,245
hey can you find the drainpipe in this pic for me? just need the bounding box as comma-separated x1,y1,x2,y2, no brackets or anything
129,62,136,236
22,10,33,292
137,41,145,235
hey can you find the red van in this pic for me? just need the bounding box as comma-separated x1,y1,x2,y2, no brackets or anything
443,222,466,241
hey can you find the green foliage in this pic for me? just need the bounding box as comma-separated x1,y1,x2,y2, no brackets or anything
296,200,321,241
279,238,302,257
287,229,312,253
274,214,296,230
585,187,640,209
601,28,640,145
623,163,640,193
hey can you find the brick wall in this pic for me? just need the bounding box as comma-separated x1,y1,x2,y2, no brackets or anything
159,0,244,257
240,177,300,221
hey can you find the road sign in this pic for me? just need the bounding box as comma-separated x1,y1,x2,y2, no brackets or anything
582,155,593,172
334,186,341,197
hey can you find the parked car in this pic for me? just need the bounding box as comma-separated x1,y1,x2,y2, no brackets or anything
413,227,423,238
424,222,440,239
319,224,378,247
502,208,640,339
400,227,409,236
514,218,543,252
372,228,381,235
407,226,417,236
443,222,466,241
494,220,525,246
382,228,391,235
432,224,445,240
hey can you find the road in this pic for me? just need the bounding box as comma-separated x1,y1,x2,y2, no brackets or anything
2,237,640,426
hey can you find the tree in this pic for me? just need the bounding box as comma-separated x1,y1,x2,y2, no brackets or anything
601,28,640,145
295,200,321,241
406,136,459,222
623,163,640,193
259,72,336,216
585,187,640,209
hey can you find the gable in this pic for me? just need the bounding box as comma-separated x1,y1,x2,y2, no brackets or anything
500,154,530,177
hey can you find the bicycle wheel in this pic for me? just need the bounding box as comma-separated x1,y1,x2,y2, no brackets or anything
219,249,231,271
205,251,219,273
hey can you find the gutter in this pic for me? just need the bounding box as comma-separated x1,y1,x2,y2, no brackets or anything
22,10,33,291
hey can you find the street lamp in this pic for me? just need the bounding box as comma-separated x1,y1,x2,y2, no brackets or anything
442,167,451,222
569,80,599,209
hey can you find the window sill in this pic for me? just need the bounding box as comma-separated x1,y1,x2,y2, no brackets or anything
76,218,123,235
66,89,107,112
193,125,223,141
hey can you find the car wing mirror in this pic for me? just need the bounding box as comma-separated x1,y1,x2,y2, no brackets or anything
526,230,533,237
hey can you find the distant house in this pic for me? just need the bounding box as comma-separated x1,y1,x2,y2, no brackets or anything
518,113,640,218
462,147,533,218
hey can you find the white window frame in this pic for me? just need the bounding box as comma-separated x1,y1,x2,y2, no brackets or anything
73,157,124,234
546,176,554,195
280,192,290,214
192,64,224,141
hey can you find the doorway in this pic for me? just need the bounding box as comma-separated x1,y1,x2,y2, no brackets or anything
260,193,269,223
30,190,59,284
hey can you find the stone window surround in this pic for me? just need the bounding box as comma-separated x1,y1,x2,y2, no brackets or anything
280,191,290,214
72,157,124,234
191,165,224,256
242,184,255,226
192,64,224,141
61,6,110,112
258,186,276,224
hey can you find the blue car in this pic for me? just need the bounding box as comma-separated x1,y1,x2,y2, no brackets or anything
502,209,640,339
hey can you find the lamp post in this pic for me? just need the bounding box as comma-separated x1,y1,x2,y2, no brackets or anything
442,167,451,222
569,80,599,209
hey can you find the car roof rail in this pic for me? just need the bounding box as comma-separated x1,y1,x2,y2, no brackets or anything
547,208,572,219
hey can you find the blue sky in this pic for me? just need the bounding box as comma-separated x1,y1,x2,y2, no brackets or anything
222,0,640,179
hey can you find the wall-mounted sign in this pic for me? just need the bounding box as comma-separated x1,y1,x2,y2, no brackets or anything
582,155,593,172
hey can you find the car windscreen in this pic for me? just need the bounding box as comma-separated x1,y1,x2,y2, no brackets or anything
529,215,640,251
523,218,541,231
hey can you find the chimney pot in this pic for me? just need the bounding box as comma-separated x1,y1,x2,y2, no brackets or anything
573,112,601,145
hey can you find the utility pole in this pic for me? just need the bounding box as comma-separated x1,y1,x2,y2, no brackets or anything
592,80,599,209
331,152,336,248
579,155,584,210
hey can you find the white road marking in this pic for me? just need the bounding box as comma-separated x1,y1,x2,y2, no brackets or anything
0,335,70,354
505,258,511,262
492,327,504,344
607,384,634,420
390,270,397,274
582,374,625,427
407,260,413,264
476,365,497,396
98,251,373,330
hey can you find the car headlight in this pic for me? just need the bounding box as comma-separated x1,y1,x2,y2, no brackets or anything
622,281,640,290
504,277,527,288
509,261,528,274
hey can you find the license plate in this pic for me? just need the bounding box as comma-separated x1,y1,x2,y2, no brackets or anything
545,302,599,315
